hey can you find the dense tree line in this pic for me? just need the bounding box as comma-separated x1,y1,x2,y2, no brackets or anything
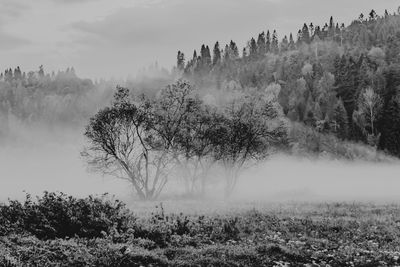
0,66,105,128
175,8,400,157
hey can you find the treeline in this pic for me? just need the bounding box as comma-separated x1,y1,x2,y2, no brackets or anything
176,8,400,157
0,63,175,134
0,65,107,127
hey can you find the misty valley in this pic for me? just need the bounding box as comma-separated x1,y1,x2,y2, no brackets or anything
1,3,400,266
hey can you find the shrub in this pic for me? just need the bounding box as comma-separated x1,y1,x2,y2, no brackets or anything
0,192,134,239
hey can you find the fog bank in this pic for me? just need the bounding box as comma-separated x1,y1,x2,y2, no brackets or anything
1,126,399,204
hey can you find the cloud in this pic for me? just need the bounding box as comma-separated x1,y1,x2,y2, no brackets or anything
0,0,31,49
0,0,30,20
0,31,30,49
52,0,99,3
69,0,281,48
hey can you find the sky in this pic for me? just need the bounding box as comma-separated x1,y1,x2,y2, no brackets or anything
0,0,399,80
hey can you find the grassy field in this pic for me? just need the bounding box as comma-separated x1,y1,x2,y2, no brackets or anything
1,193,400,266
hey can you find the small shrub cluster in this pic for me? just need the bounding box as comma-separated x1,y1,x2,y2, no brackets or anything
0,192,133,239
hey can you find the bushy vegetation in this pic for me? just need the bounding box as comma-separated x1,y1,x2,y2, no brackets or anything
0,192,133,239
1,193,400,266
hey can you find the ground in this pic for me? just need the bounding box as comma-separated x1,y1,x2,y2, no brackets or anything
1,196,400,266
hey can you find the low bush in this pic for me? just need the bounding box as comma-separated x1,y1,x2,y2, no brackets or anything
0,192,134,239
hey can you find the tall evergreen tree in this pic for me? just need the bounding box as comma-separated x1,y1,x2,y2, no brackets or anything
213,42,221,65
224,44,230,61
379,95,400,156
266,30,271,53
288,33,296,50
257,31,266,56
309,23,314,37
332,98,349,139
205,46,212,66
281,35,289,52
229,40,239,59
39,65,44,78
177,51,185,70
271,30,279,53
301,23,311,44
249,37,258,58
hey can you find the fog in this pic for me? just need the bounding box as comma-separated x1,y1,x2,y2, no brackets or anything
1,125,400,204
0,126,129,203
233,155,400,203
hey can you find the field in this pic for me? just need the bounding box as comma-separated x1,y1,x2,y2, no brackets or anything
1,193,400,267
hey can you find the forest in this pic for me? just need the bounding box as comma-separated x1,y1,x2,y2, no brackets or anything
1,9,400,156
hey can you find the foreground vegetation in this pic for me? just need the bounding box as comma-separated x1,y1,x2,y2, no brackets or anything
1,192,400,266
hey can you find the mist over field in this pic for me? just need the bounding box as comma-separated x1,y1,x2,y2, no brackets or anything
1,124,399,204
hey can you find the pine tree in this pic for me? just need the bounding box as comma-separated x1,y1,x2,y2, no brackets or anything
296,30,302,46
213,42,221,65
369,9,377,20
249,37,258,59
301,23,310,44
309,23,314,37
333,98,349,139
328,16,334,38
14,66,22,80
257,31,266,56
38,65,44,78
229,40,239,59
379,95,400,156
271,30,279,53
205,46,212,66
193,50,198,61
177,51,185,70
223,44,230,61
281,35,289,52
288,33,296,50
266,30,271,53
314,26,321,40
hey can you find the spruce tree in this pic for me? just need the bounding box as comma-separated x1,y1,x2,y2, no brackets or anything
288,33,296,50
257,32,266,56
379,95,400,156
249,38,258,59
213,42,221,65
271,30,279,53
224,44,230,61
301,23,310,44
205,45,212,66
266,30,271,53
333,98,349,139
281,35,289,52
229,40,239,59
39,65,44,77
177,51,185,70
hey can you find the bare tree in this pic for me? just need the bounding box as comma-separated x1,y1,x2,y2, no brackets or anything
174,104,223,196
211,94,288,197
82,81,198,200
353,87,383,146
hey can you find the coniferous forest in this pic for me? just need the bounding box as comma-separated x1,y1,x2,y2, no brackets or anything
2,6,400,267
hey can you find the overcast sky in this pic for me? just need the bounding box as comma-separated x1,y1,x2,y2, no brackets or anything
0,0,398,79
